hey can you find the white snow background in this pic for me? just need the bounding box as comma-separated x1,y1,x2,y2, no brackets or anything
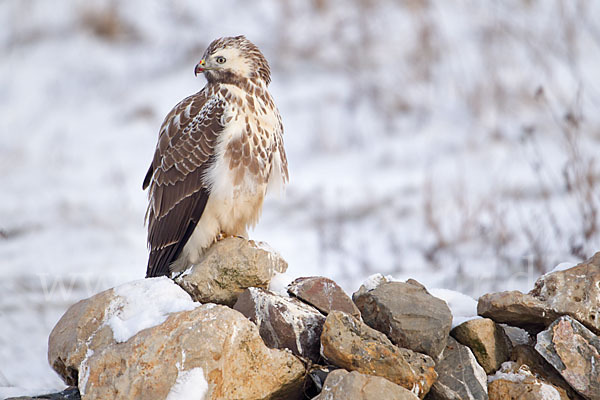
1,0,600,396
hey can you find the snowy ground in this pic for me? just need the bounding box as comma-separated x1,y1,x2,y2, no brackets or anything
1,0,600,396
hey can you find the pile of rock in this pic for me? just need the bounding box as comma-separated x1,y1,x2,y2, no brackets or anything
14,239,600,399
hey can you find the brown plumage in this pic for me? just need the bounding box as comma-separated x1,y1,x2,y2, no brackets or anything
144,36,288,278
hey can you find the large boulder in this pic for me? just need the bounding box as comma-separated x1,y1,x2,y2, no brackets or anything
535,315,600,400
288,276,361,319
175,237,287,306
451,318,512,374
48,278,305,400
48,277,197,386
233,287,325,362
312,369,419,400
48,289,117,386
427,337,488,400
353,279,452,361
81,304,305,400
478,252,600,334
320,311,436,398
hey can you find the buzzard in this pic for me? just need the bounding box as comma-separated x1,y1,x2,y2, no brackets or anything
143,36,288,278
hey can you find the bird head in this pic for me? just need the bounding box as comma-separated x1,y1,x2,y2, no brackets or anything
195,35,271,85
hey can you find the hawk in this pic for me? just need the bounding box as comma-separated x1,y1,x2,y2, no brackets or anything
143,36,288,278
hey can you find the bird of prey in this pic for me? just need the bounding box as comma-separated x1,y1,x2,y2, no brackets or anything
143,36,288,278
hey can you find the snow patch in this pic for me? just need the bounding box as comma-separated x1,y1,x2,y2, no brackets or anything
268,271,293,296
106,277,199,343
546,262,577,275
429,288,480,328
78,348,94,395
488,362,562,399
166,368,208,400
488,361,528,383
361,273,395,291
538,382,562,400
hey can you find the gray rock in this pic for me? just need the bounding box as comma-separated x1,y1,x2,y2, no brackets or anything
233,287,325,362
353,280,452,361
175,237,287,306
307,365,336,395
320,311,436,398
501,324,533,347
288,276,361,319
451,318,512,374
477,291,560,333
5,387,80,400
426,337,488,400
478,252,600,335
312,369,419,400
536,315,600,400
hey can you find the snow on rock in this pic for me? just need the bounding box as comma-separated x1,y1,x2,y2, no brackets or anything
361,273,395,291
233,287,325,362
546,262,577,275
107,277,199,343
429,288,480,328
487,361,527,383
166,368,208,400
487,361,566,400
268,271,294,296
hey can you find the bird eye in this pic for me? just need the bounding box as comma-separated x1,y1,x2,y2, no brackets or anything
216,56,226,64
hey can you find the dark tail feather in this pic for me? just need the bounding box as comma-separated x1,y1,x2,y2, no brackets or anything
145,191,209,278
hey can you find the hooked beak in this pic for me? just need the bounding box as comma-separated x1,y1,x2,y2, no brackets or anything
194,59,207,76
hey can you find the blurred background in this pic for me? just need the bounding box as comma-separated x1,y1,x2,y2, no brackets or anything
1,0,599,396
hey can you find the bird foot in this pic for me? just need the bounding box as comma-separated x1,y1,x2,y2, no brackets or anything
216,232,247,242
216,232,230,241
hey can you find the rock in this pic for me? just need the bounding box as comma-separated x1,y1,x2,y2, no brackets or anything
306,365,337,397
353,280,452,360
510,345,585,400
478,252,600,335
5,387,80,400
451,318,512,374
233,287,325,362
502,324,533,347
48,289,119,386
81,304,305,400
175,237,287,306
487,362,569,400
288,276,361,319
312,369,419,400
535,315,600,400
427,337,488,400
477,291,561,333
48,278,199,387
320,311,436,398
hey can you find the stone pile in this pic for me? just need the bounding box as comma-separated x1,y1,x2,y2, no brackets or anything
11,239,600,400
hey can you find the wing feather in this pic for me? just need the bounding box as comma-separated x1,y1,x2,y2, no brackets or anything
144,89,224,277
